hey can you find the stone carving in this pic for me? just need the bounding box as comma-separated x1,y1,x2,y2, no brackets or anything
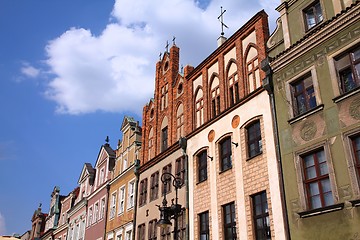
231,115,240,128
349,97,360,120
208,130,215,142
300,120,317,141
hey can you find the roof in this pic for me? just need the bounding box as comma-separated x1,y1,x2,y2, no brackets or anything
0,237,21,240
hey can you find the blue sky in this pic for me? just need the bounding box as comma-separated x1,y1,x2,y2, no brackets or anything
0,0,280,235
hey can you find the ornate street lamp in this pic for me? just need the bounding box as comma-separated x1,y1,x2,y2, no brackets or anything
157,172,184,239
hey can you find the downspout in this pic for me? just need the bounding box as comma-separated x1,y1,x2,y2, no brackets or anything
261,57,291,240
104,183,110,240
132,159,141,240
179,137,189,240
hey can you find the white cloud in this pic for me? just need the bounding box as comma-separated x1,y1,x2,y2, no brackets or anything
0,212,6,235
20,62,40,79
44,0,280,115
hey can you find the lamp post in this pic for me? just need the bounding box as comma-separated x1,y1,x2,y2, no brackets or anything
157,172,183,240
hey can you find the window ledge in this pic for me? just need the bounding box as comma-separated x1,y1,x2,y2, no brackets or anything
288,104,324,125
219,167,232,174
246,152,263,161
297,203,344,218
333,87,360,103
196,179,208,185
350,199,360,207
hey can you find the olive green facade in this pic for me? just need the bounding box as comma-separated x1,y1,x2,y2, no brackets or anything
267,0,360,239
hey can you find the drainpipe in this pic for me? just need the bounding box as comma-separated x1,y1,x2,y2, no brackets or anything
261,57,291,240
179,137,189,240
104,183,110,240
132,159,141,240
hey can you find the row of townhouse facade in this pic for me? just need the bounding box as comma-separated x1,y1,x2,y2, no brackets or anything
25,0,360,239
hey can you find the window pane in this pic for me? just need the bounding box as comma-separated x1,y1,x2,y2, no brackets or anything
323,192,334,206
309,182,320,197
310,195,322,209
353,48,360,61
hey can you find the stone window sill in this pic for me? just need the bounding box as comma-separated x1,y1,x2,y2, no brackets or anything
288,104,324,125
333,87,360,103
297,203,344,218
350,199,360,207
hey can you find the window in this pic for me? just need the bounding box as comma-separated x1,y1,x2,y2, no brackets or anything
351,135,360,187
252,191,271,240
161,84,169,111
220,137,232,172
247,121,262,158
94,202,99,222
229,73,240,106
148,219,157,240
246,47,260,93
148,127,154,160
100,198,106,219
199,211,209,240
110,192,117,219
176,104,184,140
303,1,323,30
150,172,159,201
118,186,126,214
137,224,145,240
123,159,128,171
139,178,148,206
291,74,317,116
116,234,122,240
223,202,236,240
88,207,93,226
210,77,221,118
125,230,132,240
79,220,85,240
161,127,168,152
197,150,208,182
128,181,135,209
160,227,171,240
176,212,186,240
175,157,185,186
302,148,334,209
162,164,172,195
99,168,105,185
195,88,204,128
335,45,360,94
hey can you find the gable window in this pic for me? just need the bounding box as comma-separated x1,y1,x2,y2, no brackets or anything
303,1,323,30
118,186,126,214
150,171,159,201
148,219,157,240
199,211,209,240
246,47,260,93
351,135,360,187
160,84,169,111
195,88,204,128
99,168,105,185
220,137,232,172
335,45,360,94
210,77,221,118
110,192,117,219
252,191,271,240
229,73,240,106
247,121,262,158
223,202,236,240
291,74,317,116
197,150,208,182
128,180,135,209
161,127,168,152
162,164,172,195
302,148,334,209
137,224,145,240
175,157,185,186
148,127,154,161
139,178,148,206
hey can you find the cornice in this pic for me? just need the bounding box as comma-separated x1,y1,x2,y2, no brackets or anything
67,198,87,218
271,3,360,71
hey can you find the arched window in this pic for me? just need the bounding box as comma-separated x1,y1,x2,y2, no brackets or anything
148,127,154,160
210,76,221,118
194,88,204,128
161,117,168,152
246,46,260,93
227,61,239,106
176,104,184,139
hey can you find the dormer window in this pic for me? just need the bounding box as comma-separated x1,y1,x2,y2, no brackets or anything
161,127,168,152
304,1,323,31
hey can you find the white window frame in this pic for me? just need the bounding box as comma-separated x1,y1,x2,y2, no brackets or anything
100,197,106,219
110,191,117,219
118,185,126,215
87,206,93,226
343,129,360,197
127,179,135,209
93,201,99,223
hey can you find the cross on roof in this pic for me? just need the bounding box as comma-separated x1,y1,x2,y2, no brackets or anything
159,52,162,60
165,40,169,52
218,6,228,36
172,36,176,46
